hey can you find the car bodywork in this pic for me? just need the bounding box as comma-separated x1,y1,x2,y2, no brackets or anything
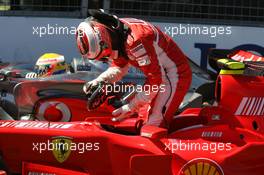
0,72,263,175
0,50,263,175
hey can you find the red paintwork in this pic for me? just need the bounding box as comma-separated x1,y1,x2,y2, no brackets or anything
0,171,6,175
43,105,64,121
36,98,115,121
0,74,263,175
34,97,148,133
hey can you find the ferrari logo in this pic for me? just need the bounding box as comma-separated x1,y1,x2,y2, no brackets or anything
52,136,72,163
178,158,224,175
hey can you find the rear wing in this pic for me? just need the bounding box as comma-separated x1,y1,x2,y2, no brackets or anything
230,50,264,62
208,49,264,76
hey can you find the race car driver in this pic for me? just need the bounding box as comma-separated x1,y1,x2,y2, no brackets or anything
25,53,69,78
76,10,192,128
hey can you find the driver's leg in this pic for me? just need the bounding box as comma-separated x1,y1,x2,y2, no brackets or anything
164,76,191,124
147,74,172,128
147,65,191,128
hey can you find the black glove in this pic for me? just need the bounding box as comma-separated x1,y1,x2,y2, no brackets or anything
83,79,100,94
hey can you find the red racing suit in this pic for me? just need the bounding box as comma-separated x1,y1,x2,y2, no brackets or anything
95,18,192,127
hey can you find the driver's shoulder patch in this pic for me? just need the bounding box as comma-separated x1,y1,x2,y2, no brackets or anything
130,43,147,58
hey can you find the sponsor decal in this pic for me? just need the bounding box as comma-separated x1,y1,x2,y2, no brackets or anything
235,97,264,116
0,121,73,129
38,58,61,64
178,158,224,175
28,172,55,175
201,131,223,138
136,55,151,66
131,44,147,58
76,64,91,71
231,50,264,62
123,18,149,25
51,136,72,163
37,101,71,122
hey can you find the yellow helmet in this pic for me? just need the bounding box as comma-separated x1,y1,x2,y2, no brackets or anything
35,53,68,77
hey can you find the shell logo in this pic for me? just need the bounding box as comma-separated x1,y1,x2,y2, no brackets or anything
178,158,224,175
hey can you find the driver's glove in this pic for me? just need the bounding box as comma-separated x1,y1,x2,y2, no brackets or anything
112,103,137,122
83,79,100,94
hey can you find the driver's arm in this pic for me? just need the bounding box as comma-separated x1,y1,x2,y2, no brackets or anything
94,56,129,84
84,56,129,94
96,58,129,83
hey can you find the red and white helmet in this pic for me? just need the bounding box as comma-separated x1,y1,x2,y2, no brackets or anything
76,20,112,60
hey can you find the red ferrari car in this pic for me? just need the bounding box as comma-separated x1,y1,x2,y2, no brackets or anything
0,50,263,175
